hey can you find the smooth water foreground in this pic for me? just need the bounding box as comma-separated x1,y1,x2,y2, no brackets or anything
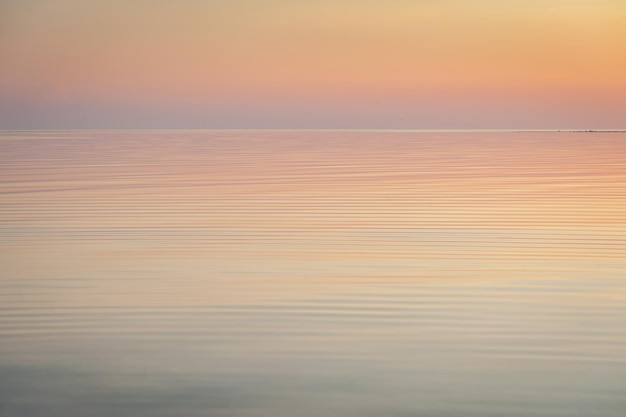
1,130,625,417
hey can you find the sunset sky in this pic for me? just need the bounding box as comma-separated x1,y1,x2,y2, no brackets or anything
1,0,625,129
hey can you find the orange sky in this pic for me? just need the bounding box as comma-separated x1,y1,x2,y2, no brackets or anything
1,0,625,128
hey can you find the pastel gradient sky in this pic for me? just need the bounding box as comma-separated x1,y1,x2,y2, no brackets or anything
1,0,625,129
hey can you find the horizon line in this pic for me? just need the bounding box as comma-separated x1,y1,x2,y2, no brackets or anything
1,128,626,133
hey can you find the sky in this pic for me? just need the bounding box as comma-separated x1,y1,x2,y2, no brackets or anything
1,0,625,129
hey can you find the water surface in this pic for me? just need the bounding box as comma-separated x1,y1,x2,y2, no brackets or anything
1,130,625,416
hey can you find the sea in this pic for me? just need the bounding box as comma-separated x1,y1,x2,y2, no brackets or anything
1,130,625,417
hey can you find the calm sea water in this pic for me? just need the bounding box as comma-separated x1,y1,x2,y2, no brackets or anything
1,130,625,417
